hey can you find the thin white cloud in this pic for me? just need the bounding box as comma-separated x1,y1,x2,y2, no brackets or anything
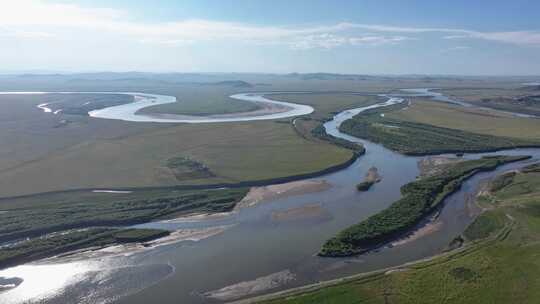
289,34,414,50
290,34,346,50
441,46,471,53
444,35,470,40
470,31,540,45
349,36,413,46
1,0,539,48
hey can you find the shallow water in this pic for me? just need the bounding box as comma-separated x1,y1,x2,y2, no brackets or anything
0,90,538,304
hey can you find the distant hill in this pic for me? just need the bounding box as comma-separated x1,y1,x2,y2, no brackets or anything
286,73,371,81
200,80,253,88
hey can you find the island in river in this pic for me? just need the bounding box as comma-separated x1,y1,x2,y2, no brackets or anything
356,167,381,191
319,155,531,257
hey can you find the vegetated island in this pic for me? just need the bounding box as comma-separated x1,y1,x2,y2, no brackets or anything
319,155,530,257
339,103,540,155
356,167,381,191
0,228,169,270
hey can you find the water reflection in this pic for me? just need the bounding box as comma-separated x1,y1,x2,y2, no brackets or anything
0,262,96,303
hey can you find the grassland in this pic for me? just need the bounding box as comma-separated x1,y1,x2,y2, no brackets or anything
339,100,540,155
319,155,529,257
3,78,534,196
0,187,247,242
0,94,353,196
438,87,540,117
0,228,169,270
262,161,540,304
139,86,261,116
388,99,540,140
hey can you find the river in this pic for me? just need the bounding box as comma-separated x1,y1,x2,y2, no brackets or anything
0,90,538,304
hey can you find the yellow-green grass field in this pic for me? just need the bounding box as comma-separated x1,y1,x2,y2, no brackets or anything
0,118,351,196
261,164,540,304
139,86,261,116
388,99,540,141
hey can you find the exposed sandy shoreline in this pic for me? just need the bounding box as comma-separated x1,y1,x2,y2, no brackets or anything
235,179,332,210
161,180,332,224
47,225,233,262
391,219,443,246
203,269,296,301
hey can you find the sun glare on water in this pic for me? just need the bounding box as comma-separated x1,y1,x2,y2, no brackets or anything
0,261,97,303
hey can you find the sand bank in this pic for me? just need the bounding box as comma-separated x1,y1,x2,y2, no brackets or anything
203,270,295,301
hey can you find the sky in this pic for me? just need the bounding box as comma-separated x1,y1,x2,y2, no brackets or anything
1,0,540,75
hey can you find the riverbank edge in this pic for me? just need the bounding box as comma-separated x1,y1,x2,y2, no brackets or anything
318,155,531,257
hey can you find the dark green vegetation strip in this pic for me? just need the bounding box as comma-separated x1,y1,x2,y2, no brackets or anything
356,181,375,191
0,188,247,243
261,158,540,304
0,228,169,270
339,104,540,155
319,155,530,257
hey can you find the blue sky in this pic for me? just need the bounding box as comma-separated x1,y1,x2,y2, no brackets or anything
1,0,540,75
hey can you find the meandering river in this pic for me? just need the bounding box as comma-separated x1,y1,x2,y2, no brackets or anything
0,90,538,304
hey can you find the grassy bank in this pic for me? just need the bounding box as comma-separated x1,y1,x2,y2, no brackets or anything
0,228,169,270
388,99,540,141
261,161,540,304
339,102,540,155
319,155,530,257
0,188,247,243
